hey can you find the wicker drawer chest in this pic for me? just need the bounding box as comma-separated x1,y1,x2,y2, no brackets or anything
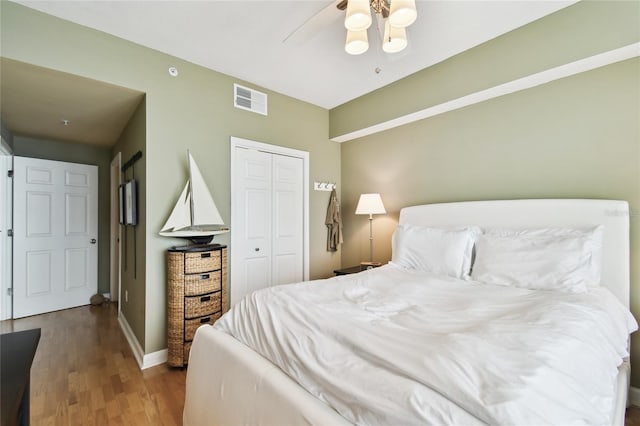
167,244,228,367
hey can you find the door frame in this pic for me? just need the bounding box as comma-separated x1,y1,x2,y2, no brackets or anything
230,136,310,305
0,138,12,320
110,152,122,312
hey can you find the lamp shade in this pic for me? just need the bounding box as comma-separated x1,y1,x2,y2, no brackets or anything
345,29,369,55
382,21,407,53
355,193,386,215
389,0,417,28
345,0,372,31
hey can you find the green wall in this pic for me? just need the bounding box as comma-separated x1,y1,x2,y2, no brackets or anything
340,65,640,383
0,1,340,354
4,0,640,391
112,99,146,347
329,0,640,138
330,0,640,139
337,0,640,386
1,121,14,148
12,135,112,295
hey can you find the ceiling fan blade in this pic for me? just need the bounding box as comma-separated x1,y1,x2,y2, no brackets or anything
282,0,344,46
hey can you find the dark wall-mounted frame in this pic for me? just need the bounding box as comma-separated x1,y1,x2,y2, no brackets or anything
118,183,126,225
121,150,143,278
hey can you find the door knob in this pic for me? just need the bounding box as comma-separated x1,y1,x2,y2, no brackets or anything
90,239,97,244
254,248,260,251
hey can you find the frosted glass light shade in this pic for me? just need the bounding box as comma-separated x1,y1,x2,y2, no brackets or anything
382,21,407,53
345,30,369,55
345,0,372,31
355,193,386,215
389,0,417,28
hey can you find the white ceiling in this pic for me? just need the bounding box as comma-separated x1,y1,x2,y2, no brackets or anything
14,0,576,110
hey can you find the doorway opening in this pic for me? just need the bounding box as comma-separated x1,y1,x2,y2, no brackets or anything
0,137,13,320
110,152,122,312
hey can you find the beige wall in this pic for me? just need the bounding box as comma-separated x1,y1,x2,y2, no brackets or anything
1,2,341,354
12,135,112,295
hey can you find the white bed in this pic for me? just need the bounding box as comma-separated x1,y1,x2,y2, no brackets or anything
184,199,636,425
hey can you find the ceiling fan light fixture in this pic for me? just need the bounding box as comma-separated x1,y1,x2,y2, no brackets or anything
382,21,407,53
389,0,417,28
345,0,372,31
345,29,369,55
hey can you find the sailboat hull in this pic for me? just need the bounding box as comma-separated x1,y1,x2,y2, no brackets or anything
159,228,229,238
159,228,229,245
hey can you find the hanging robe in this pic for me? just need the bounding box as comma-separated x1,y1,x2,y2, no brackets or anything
325,188,343,251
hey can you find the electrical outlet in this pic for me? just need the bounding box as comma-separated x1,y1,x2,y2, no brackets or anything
125,290,128,303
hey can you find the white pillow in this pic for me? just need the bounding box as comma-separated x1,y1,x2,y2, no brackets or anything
470,226,603,292
391,224,479,279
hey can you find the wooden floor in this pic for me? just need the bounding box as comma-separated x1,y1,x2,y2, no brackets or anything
2,303,640,425
628,406,640,426
0,302,186,425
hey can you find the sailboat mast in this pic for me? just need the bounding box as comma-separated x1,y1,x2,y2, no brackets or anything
187,150,195,227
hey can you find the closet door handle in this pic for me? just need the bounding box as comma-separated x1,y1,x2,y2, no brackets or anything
254,248,260,252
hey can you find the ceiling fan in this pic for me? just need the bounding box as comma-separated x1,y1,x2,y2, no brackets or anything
283,0,416,55
282,1,346,47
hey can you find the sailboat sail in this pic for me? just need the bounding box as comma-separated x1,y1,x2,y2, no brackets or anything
161,183,191,232
159,151,229,241
189,153,224,227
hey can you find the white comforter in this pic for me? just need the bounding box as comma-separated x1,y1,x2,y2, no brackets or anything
214,264,637,425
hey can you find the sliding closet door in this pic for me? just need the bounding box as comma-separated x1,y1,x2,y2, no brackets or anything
231,143,304,306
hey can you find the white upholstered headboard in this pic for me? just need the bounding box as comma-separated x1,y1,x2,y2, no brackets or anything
399,199,630,307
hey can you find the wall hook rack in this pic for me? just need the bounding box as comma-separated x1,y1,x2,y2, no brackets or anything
314,181,336,191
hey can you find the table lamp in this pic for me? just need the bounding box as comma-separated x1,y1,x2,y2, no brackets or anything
355,193,386,268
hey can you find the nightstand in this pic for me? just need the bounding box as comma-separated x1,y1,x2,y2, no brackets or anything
334,263,381,276
167,244,228,367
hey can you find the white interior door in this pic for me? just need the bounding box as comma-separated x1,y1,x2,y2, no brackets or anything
231,139,306,306
13,157,98,318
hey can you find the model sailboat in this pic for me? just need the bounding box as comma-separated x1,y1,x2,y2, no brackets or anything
159,151,229,244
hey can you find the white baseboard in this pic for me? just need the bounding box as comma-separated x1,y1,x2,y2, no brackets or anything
143,348,168,369
117,313,168,370
629,386,640,407
118,313,144,368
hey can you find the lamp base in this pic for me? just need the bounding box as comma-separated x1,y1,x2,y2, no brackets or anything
360,261,382,271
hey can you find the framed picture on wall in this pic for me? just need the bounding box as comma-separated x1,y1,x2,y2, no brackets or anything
124,179,137,226
119,183,126,225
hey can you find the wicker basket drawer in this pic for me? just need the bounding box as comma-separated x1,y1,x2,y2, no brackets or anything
185,293,221,319
185,251,221,274
184,342,192,364
184,272,221,296
185,312,222,342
